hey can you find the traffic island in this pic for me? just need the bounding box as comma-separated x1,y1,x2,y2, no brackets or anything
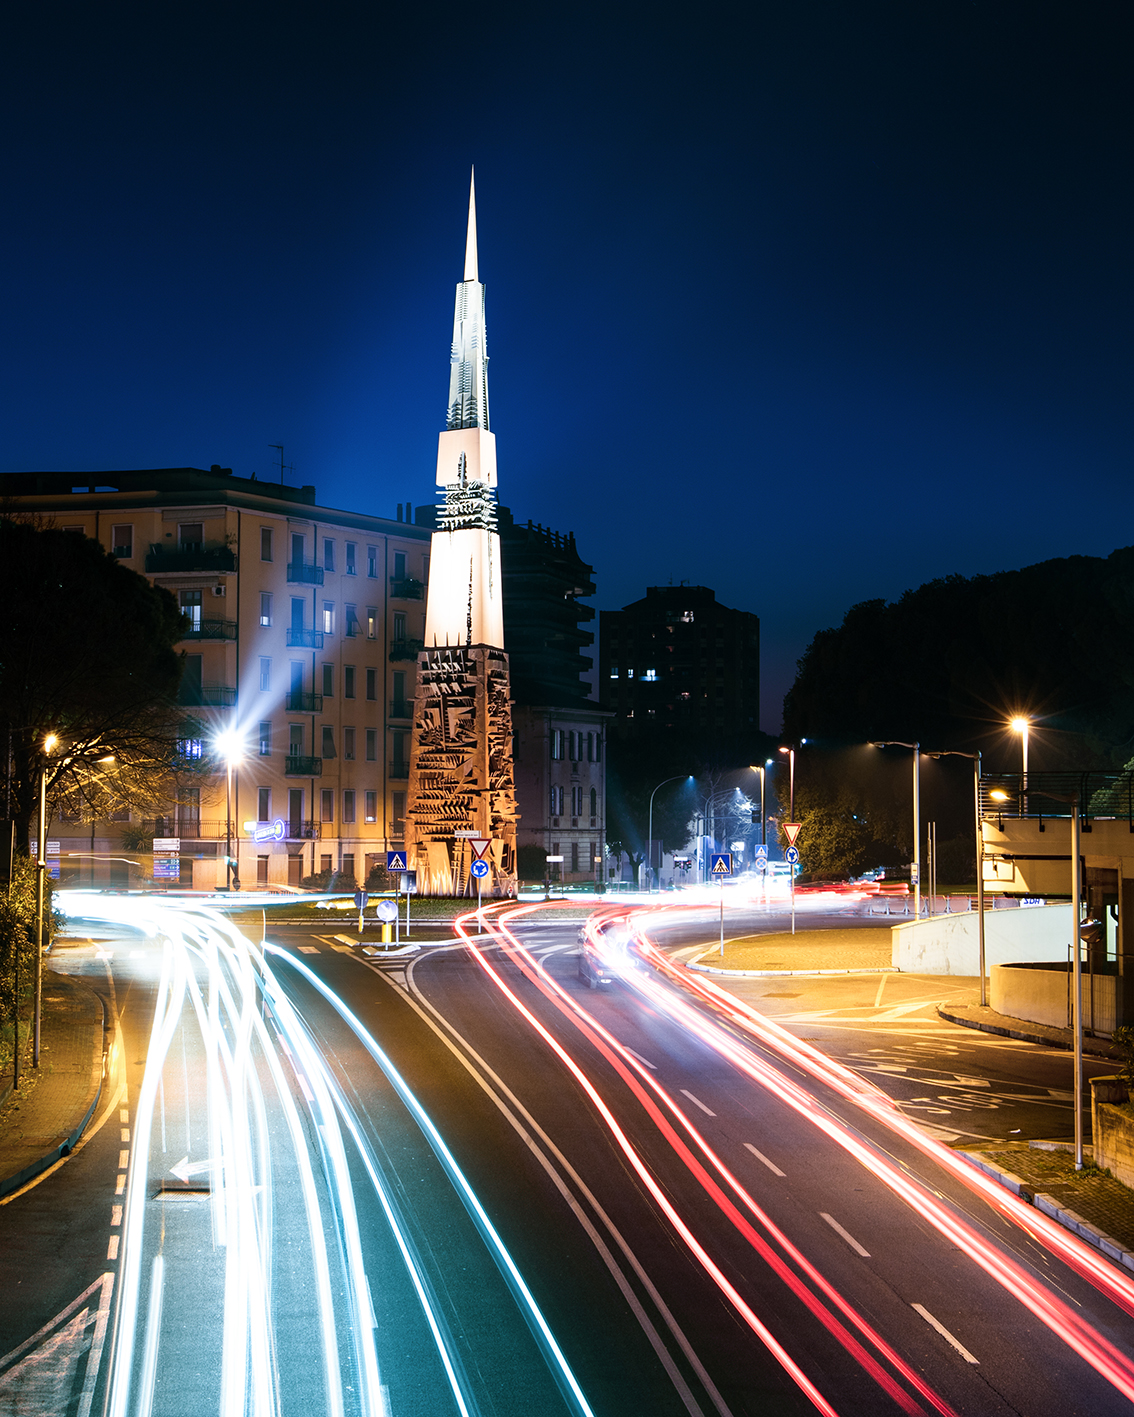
688,927,894,975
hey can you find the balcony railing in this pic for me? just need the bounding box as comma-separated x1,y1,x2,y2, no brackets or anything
146,545,237,574
286,627,324,648
180,617,237,642
981,771,1134,829
285,690,323,712
143,819,228,840
178,683,237,707
389,761,410,780
287,561,324,585
389,699,413,719
285,755,322,777
389,638,424,662
285,820,321,840
389,577,425,600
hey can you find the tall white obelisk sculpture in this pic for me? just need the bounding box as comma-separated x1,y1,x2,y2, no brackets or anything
406,171,518,895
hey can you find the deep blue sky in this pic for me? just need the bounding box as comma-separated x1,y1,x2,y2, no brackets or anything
2,2,1131,729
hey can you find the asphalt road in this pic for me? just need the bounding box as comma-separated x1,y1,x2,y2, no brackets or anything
3,897,1134,1417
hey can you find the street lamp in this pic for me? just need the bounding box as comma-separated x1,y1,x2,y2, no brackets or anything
927,750,985,1006
647,775,690,893
872,741,921,920
31,733,58,1069
750,759,773,846
777,746,796,821
215,730,244,890
1010,716,1030,814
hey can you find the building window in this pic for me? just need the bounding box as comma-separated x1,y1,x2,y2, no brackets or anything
366,667,376,701
261,528,273,561
342,790,356,824
586,732,594,762
257,855,269,885
288,788,303,831
179,589,202,631
112,525,133,558
179,523,203,551
344,666,356,699
393,551,407,580
643,668,658,681
342,852,356,880
595,735,602,763
366,728,377,762
344,727,355,760
609,668,619,679
321,789,334,822
259,657,271,692
289,724,303,755
550,785,564,816
550,729,564,761
366,607,377,639
323,538,335,572
627,668,634,679
345,542,357,575
571,842,579,873
422,553,429,580
392,791,406,835
290,597,306,631
322,663,333,696
320,853,332,873
590,787,598,819
393,611,407,641
258,787,271,822
260,592,272,626
345,604,359,637
259,721,271,756
322,725,336,758
367,546,378,578
590,841,597,868
322,601,335,635
681,610,694,623
365,790,377,823
572,786,583,817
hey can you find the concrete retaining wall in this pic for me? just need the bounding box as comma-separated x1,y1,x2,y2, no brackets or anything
891,902,1072,975
1091,1078,1134,1189
991,962,1117,1033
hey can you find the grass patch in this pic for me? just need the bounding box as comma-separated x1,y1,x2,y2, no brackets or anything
697,926,893,972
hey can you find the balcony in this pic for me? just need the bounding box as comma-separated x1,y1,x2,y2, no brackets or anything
390,577,425,600
285,690,324,712
285,755,322,777
389,699,413,720
181,617,237,642
285,820,322,840
178,683,237,708
143,819,228,840
286,627,324,648
389,638,424,662
287,561,324,585
389,761,410,780
146,545,237,575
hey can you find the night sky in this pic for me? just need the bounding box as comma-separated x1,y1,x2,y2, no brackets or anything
3,3,1130,730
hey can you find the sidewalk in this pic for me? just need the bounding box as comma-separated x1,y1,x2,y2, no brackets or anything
0,971,106,1198
687,926,893,975
938,1001,1124,1060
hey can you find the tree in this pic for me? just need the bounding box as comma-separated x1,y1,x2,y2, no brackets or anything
0,518,194,850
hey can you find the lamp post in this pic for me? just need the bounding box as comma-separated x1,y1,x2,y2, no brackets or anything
872,741,921,920
750,759,773,846
33,733,57,1068
1010,716,1030,814
215,731,244,890
777,746,796,821
647,775,689,893
927,750,985,1005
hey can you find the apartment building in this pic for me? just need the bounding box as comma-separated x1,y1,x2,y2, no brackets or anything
1,465,430,889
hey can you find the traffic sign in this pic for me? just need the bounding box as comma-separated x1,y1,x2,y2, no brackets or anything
153,838,180,853
468,837,491,860
353,890,369,910
755,845,768,860
386,851,408,872
783,822,803,846
710,852,733,877
376,900,398,922
470,858,490,879
754,858,767,873
785,846,800,865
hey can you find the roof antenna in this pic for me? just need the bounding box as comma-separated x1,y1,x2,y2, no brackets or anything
269,444,294,485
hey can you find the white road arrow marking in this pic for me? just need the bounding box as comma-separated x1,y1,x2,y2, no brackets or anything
169,1156,215,1183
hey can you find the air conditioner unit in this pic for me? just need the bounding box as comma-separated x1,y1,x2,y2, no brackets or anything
212,584,226,597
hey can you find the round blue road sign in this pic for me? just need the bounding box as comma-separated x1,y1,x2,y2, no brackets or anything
470,858,490,878
785,846,800,865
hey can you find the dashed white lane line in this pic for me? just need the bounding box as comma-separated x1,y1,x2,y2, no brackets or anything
115,1174,126,1196
912,1304,979,1364
744,1143,785,1177
120,1128,130,1142
111,1206,122,1226
107,1235,119,1260
118,1150,129,1169
820,1212,871,1257
297,946,320,954
624,1048,656,1070
119,1109,129,1124
679,1089,716,1117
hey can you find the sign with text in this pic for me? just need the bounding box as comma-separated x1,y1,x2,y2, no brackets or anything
154,857,180,880
153,838,180,853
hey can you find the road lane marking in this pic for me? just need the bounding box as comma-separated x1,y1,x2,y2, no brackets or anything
872,974,889,1009
297,945,320,954
624,1048,656,1070
820,1213,870,1257
119,1110,128,1123
118,1150,129,1169
911,1304,979,1364
680,1089,716,1117
743,1144,785,1177
120,1128,130,1142
115,1174,126,1195
111,1206,122,1226
106,1236,119,1260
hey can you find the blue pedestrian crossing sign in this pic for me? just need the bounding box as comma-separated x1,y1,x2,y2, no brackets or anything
755,845,768,861
470,858,490,879
785,846,800,865
710,852,733,877
386,851,408,872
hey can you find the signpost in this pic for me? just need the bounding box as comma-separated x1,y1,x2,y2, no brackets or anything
376,897,398,945
784,838,802,935
353,888,369,936
470,855,489,927
153,837,180,887
710,852,732,956
386,851,411,936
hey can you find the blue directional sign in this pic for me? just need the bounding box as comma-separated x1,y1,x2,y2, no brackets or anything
785,846,800,865
470,858,490,879
710,852,733,877
386,851,408,872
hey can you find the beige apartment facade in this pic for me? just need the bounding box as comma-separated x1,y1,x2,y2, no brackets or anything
3,466,430,890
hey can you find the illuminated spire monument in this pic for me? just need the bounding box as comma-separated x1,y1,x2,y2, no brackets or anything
405,172,519,895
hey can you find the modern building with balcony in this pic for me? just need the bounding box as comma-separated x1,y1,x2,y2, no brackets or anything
0,464,430,888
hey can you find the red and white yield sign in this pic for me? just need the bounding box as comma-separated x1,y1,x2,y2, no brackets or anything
468,837,491,860
783,822,803,846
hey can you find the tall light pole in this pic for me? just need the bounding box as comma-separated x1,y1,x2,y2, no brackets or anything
928,750,985,1005
34,733,57,1068
750,759,773,846
647,775,689,893
872,741,921,919
215,730,244,890
1010,716,1030,814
